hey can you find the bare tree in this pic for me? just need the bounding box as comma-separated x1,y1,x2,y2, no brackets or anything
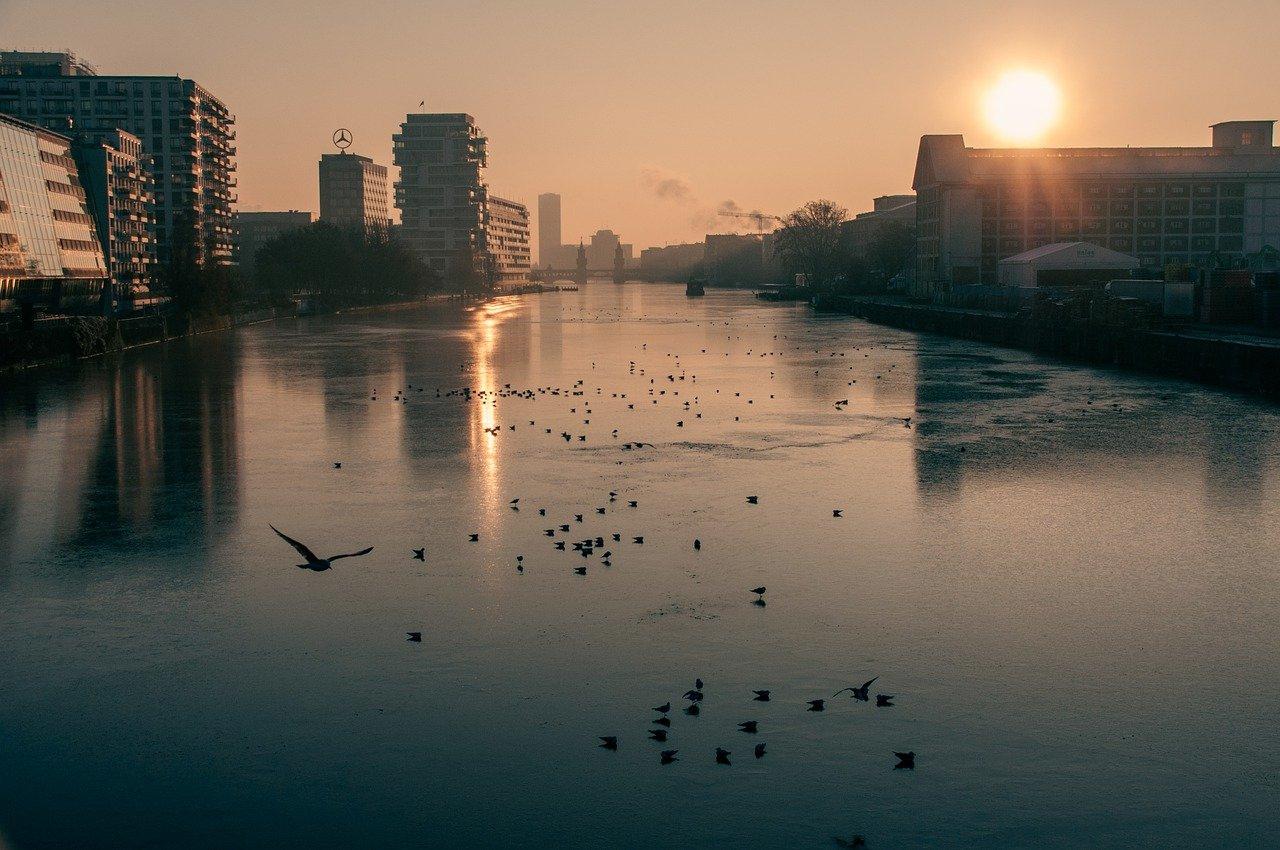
771,200,848,292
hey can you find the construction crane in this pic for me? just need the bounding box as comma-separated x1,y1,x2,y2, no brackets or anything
718,210,784,236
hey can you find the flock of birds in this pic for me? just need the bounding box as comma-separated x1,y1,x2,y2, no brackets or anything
593,675,914,772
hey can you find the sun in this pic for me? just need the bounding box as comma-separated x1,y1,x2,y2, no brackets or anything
983,70,1062,143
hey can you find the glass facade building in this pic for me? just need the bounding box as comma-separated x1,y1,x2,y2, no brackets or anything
0,113,106,311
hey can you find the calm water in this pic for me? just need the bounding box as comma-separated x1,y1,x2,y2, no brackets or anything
2,285,1278,849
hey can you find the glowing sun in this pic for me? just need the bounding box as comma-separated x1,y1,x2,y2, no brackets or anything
983,70,1061,142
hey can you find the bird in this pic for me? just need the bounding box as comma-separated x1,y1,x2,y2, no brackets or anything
538,508,546,516
834,677,878,702
894,751,915,769
750,587,766,603
574,566,587,575
599,736,618,750
693,539,701,550
737,721,758,734
270,526,373,572
653,716,671,728
633,536,644,544
468,533,479,542
876,694,895,707
746,495,758,504
648,729,668,742
509,498,520,505
333,462,341,469
752,690,771,701
833,509,843,517
405,632,421,642
715,747,731,765
695,678,704,690
628,500,638,507
412,548,425,561
683,689,704,702
554,542,566,551
660,749,678,765
684,703,700,716
807,699,825,712
653,702,671,714
754,743,766,759
612,533,621,542
834,837,868,848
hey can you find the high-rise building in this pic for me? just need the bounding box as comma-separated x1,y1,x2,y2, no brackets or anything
912,120,1280,292
393,112,529,284
538,192,561,266
72,129,156,305
319,152,389,236
0,50,237,268
0,113,107,313
393,113,487,276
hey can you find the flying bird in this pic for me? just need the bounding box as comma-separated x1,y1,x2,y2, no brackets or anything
834,677,878,702
270,525,372,572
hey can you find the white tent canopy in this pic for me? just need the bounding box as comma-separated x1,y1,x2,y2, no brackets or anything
998,242,1141,288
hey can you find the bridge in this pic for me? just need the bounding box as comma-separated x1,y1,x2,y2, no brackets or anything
529,268,626,284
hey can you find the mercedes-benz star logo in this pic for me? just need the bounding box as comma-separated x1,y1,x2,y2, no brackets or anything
333,128,353,150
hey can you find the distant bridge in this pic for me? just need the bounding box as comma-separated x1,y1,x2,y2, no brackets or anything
529,267,626,284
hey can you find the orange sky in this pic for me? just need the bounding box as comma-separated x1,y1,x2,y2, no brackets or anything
5,0,1279,253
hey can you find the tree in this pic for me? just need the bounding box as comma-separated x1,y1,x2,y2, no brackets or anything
771,200,848,292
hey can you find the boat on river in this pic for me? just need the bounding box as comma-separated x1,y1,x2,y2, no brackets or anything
686,277,706,296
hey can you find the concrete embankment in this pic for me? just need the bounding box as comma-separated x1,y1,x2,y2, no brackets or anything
830,295,1280,399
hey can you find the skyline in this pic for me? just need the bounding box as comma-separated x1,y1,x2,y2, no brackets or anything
5,0,1279,249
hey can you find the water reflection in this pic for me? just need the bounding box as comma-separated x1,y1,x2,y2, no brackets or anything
0,336,241,569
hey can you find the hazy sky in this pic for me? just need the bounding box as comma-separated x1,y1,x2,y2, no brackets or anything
6,0,1279,251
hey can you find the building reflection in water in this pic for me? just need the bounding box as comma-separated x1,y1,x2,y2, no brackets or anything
0,334,242,570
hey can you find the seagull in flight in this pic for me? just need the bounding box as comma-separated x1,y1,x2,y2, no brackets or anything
271,525,373,572
834,677,878,702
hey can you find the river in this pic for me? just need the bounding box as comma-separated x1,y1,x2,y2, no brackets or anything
1,284,1278,848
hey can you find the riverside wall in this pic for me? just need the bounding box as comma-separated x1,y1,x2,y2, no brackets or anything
831,296,1280,400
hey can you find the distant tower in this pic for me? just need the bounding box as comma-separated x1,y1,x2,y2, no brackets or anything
538,193,561,266
575,240,588,286
613,244,626,283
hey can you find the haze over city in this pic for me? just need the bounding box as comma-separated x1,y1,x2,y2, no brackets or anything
6,0,1279,248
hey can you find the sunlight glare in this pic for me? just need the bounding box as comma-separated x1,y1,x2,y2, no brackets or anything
983,70,1061,143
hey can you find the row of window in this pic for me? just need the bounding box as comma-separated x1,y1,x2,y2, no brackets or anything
984,217,1245,236
981,234,1244,255
977,182,1245,201
984,198,1246,218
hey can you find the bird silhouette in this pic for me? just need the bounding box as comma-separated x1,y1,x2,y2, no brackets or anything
683,689,704,702
628,500,638,507
695,678,704,689
833,509,843,517
653,702,671,714
746,495,758,504
405,632,421,642
633,536,644,544
599,736,618,750
333,462,341,469
649,729,668,742
412,548,425,561
737,721,758,733
660,749,678,765
694,539,701,550
574,566,587,575
270,526,373,572
468,533,479,542
752,690,771,701
684,703,700,716
715,747,731,765
653,716,672,728
754,743,766,759
807,699,825,711
834,677,878,701
894,751,915,769
876,694,895,707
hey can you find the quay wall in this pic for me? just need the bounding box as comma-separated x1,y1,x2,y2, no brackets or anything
832,296,1280,399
